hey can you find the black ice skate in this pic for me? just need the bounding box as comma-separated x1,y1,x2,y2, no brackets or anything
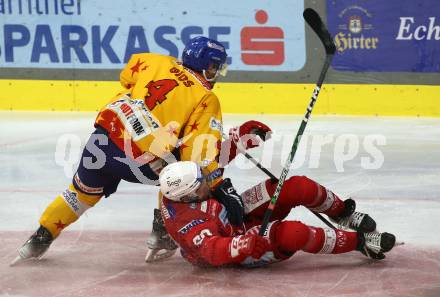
145,209,178,262
330,199,376,233
10,225,53,266
357,231,396,260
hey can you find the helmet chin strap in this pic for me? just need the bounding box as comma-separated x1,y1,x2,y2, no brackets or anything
202,69,220,82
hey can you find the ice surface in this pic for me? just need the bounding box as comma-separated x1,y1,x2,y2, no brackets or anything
1,111,439,297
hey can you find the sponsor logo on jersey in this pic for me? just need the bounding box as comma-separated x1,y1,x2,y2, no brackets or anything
200,201,208,213
119,103,147,137
107,98,154,141
161,202,171,220
218,205,229,226
178,219,206,234
242,187,262,205
165,201,176,220
108,98,126,108
242,182,271,213
209,117,223,133
205,168,222,182
73,173,104,195
131,99,161,129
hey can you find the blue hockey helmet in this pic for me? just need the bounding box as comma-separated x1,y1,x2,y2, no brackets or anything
182,36,228,82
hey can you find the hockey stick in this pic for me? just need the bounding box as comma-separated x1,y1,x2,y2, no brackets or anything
221,138,408,255
221,131,336,229
258,8,336,236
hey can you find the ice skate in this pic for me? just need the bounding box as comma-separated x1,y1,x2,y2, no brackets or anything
330,199,376,233
145,209,178,263
357,231,396,260
10,225,53,266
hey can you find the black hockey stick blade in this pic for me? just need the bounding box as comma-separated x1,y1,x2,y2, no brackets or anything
303,8,336,55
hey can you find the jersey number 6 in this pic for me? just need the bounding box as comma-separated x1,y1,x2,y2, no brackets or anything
145,79,179,110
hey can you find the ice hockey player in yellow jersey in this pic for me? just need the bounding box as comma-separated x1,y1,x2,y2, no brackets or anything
12,36,272,265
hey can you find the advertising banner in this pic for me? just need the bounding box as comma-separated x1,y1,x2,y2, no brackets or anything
327,0,440,72
0,0,305,71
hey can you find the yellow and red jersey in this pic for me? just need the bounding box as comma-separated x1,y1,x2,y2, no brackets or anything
95,53,224,187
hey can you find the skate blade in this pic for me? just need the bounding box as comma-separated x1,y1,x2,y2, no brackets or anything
10,249,48,267
9,255,24,267
362,247,385,260
145,248,177,263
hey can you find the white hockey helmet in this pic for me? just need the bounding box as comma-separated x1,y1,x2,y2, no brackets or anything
159,161,203,202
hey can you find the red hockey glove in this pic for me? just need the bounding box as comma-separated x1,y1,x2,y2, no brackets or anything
229,120,272,150
230,234,270,260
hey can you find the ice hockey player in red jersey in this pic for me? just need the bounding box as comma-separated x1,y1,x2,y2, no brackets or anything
159,161,396,267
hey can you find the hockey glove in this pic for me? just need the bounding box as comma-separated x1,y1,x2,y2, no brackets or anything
213,178,245,227
229,120,272,150
230,234,270,260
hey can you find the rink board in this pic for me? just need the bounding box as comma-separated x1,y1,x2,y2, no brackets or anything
0,79,439,117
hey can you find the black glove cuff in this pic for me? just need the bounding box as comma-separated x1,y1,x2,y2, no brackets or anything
213,178,244,226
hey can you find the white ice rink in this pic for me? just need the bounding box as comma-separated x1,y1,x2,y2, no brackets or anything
1,111,439,297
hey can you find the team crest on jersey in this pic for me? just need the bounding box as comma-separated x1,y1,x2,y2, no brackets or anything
178,219,206,234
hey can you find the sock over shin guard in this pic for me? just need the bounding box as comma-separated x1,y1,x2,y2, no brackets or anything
274,221,358,254
293,176,346,217
39,183,101,238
